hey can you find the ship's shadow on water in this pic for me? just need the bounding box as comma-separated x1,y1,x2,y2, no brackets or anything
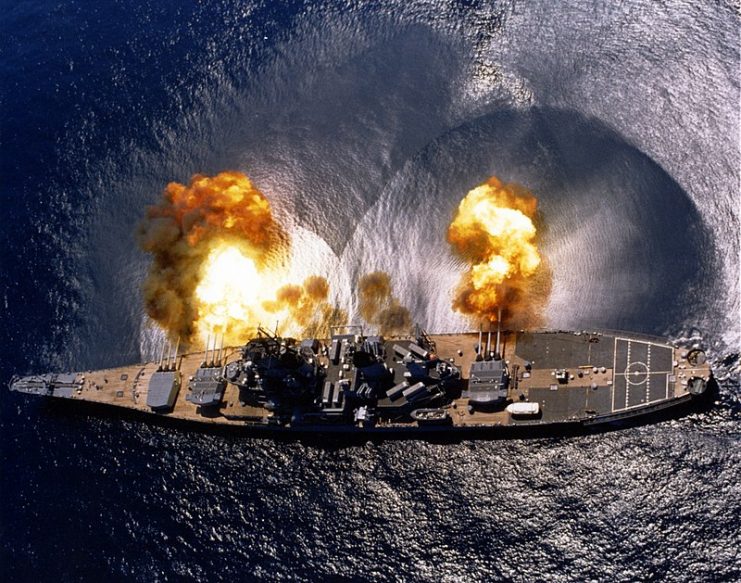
28,381,718,449
347,106,717,337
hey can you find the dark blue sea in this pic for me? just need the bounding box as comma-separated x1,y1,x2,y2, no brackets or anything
1,1,739,581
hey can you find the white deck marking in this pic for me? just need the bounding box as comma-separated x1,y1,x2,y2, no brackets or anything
612,337,618,412
613,338,673,412
625,341,631,409
646,344,652,403
625,361,649,384
665,372,670,400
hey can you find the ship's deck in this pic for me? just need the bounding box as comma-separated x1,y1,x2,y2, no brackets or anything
10,331,711,432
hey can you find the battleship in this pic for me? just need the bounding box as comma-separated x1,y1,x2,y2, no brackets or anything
9,323,712,434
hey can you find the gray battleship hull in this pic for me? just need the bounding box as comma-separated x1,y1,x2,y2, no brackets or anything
10,329,712,435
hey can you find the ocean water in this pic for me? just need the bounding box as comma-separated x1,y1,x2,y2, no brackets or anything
1,1,739,581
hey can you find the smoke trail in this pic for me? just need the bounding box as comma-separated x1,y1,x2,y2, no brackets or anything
263,275,347,338
358,272,412,336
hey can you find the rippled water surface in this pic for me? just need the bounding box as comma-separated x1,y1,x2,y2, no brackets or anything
1,1,739,581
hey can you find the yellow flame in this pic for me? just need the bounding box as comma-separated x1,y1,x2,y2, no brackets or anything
139,171,290,345
193,243,286,344
190,240,345,345
447,177,542,321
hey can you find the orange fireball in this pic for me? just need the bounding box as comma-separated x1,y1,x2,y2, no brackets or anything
139,172,290,345
447,176,542,322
